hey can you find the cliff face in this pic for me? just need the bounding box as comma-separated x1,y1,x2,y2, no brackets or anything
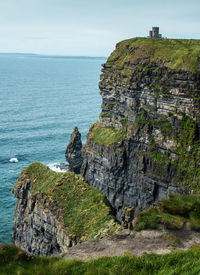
12,180,73,255
12,162,120,255
81,38,200,220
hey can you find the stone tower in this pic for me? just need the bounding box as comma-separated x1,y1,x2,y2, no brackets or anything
148,27,162,38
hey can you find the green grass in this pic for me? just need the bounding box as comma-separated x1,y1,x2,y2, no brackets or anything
88,122,127,146
158,194,200,216
162,233,183,248
14,162,120,242
173,115,200,188
133,206,185,231
2,243,200,274
133,206,161,231
107,38,200,73
189,212,200,231
133,110,200,190
134,194,200,231
120,118,128,127
100,112,112,118
158,118,173,136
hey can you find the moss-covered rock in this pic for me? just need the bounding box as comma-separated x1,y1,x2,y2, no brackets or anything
134,194,200,231
12,162,120,255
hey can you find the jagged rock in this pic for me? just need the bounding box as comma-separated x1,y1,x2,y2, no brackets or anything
65,127,83,174
121,207,135,230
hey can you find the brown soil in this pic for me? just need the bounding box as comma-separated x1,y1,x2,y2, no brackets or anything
63,225,200,261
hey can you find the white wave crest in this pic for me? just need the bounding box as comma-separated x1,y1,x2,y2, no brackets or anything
9,158,18,163
47,163,68,172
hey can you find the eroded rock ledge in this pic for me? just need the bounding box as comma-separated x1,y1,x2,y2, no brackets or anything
12,162,120,255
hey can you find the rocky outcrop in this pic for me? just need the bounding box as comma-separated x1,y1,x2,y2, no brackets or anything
12,162,119,255
12,179,75,255
66,127,83,174
81,38,200,221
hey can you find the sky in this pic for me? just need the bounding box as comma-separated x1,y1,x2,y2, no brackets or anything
0,0,199,56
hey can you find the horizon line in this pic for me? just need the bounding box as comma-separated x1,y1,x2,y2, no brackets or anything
0,52,107,59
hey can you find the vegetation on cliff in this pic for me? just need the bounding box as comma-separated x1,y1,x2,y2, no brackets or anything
14,162,120,242
98,38,200,189
134,194,200,231
2,243,200,275
88,122,127,145
107,38,200,73
135,110,200,189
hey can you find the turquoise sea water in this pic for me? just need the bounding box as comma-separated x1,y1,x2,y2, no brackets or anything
0,54,105,243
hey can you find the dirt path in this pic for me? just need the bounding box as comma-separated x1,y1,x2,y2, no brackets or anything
63,227,200,261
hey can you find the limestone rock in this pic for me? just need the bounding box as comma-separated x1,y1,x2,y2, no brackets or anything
82,38,200,221
12,179,74,256
12,162,119,256
65,127,83,174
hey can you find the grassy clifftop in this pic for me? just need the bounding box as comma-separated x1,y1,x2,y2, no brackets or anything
107,38,200,73
88,122,127,146
2,243,200,274
14,162,120,241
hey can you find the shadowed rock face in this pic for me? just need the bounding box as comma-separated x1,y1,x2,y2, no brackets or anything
65,127,83,174
12,179,75,256
81,38,200,221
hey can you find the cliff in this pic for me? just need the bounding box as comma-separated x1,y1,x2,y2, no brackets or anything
81,38,200,221
12,162,120,255
12,37,200,256
65,127,83,174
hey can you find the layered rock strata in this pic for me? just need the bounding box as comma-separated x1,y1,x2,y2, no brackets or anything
82,38,200,221
12,162,119,255
12,179,75,255
66,127,83,174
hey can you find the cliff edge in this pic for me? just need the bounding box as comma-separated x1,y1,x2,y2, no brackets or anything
12,162,120,255
81,38,200,221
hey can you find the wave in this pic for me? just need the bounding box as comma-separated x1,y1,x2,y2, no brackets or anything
47,162,68,172
9,158,18,163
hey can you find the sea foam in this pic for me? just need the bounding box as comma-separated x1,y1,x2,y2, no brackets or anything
48,163,68,172
9,158,18,163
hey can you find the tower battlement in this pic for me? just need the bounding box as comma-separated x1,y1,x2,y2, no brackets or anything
148,27,162,38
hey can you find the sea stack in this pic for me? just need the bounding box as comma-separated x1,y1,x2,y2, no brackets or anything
65,127,83,174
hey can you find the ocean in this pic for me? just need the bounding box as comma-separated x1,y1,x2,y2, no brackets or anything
0,54,105,243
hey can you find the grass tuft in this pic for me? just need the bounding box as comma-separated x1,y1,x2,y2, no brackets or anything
88,122,127,146
134,194,200,232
